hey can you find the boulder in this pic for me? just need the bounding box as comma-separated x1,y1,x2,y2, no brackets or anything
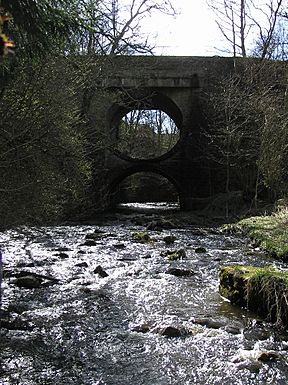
15,275,42,289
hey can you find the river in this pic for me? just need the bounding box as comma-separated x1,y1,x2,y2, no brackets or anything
0,203,288,385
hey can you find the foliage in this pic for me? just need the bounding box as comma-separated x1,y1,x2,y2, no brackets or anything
203,59,288,200
0,56,91,227
0,1,178,226
1,0,85,57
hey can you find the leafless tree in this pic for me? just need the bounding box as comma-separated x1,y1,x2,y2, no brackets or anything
73,0,176,55
207,0,287,59
252,0,287,59
207,0,252,57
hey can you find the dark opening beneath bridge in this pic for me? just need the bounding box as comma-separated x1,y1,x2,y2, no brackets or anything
110,171,180,212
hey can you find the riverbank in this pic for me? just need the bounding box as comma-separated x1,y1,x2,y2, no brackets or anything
219,265,288,328
224,205,288,261
219,205,288,327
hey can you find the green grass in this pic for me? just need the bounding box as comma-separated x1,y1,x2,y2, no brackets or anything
229,207,288,260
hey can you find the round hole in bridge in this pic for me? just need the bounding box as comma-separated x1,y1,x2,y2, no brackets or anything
112,172,180,211
114,109,180,160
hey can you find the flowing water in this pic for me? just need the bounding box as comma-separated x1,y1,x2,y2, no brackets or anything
0,204,288,385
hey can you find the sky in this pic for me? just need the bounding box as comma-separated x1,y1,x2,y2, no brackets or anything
142,0,227,56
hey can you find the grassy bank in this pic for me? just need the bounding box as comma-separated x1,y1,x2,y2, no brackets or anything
226,206,288,260
219,265,288,327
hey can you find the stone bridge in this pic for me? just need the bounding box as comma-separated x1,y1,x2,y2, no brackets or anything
88,56,236,210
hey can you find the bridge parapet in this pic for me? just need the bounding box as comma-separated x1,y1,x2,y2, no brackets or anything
101,55,235,89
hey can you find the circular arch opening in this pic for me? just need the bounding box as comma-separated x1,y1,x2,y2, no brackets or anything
110,170,181,211
109,91,182,161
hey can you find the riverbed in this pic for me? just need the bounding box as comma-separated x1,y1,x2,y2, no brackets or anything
0,205,288,384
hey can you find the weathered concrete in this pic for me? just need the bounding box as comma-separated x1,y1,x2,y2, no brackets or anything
88,56,237,210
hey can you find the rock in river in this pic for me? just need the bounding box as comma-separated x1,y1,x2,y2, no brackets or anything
94,265,109,278
15,275,42,289
166,268,195,277
160,326,182,337
161,248,186,260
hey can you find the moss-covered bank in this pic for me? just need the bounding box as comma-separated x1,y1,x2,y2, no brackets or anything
225,207,288,260
219,265,288,327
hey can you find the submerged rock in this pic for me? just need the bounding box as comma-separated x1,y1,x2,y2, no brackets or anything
234,360,262,373
163,235,177,244
93,228,106,234
74,262,89,268
224,325,242,335
193,318,226,329
146,219,176,231
7,303,29,314
161,248,186,260
131,231,152,243
85,232,104,241
54,247,71,252
113,243,126,249
142,254,152,259
195,247,207,253
0,311,34,331
243,320,271,341
257,351,279,362
131,323,150,333
232,349,279,373
82,239,97,246
58,252,69,259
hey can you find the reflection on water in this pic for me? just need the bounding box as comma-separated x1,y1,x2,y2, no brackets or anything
0,203,288,385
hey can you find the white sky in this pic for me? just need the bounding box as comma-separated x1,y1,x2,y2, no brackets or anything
142,0,227,56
